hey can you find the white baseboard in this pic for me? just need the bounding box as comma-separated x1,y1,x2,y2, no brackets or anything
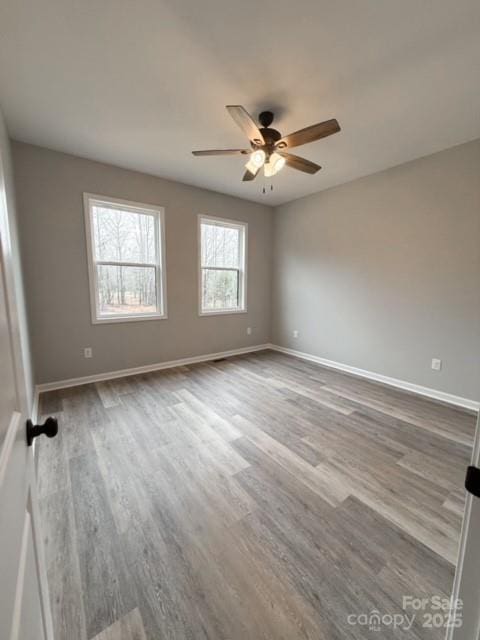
35,344,271,394
34,341,479,413
268,344,479,413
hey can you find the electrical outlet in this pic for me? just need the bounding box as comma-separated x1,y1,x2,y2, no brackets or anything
431,358,442,371
293,330,299,338
247,327,252,335
84,347,93,359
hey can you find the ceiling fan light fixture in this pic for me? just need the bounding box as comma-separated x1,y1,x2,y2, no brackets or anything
193,106,338,183
245,149,266,174
264,152,286,177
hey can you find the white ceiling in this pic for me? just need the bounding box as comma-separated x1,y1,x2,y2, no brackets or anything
0,1,479,206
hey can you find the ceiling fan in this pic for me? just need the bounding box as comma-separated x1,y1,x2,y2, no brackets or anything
192,106,340,182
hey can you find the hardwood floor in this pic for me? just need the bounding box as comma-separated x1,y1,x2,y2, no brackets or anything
36,350,476,640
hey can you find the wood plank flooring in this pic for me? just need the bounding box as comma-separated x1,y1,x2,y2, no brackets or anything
36,350,476,640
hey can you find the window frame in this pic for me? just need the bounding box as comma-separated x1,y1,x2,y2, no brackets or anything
83,193,167,324
198,214,248,316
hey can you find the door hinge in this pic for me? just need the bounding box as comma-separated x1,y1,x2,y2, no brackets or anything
465,465,480,499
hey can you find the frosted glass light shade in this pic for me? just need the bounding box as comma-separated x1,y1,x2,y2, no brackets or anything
245,149,266,174
264,152,285,177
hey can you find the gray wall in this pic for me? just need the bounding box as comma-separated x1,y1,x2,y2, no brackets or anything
12,138,480,400
12,142,273,384
0,110,34,412
272,140,480,401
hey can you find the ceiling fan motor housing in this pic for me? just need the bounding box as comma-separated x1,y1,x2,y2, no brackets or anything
260,127,281,145
257,111,282,148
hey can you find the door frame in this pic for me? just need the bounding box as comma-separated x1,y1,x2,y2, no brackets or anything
448,410,480,640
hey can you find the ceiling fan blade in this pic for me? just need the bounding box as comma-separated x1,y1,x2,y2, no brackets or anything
192,149,250,156
242,168,259,181
277,118,340,149
278,152,321,174
226,105,265,145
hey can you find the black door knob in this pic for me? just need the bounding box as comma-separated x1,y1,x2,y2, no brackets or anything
465,465,480,499
26,417,58,446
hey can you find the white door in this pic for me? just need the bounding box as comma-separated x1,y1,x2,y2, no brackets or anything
0,158,54,636
448,410,480,640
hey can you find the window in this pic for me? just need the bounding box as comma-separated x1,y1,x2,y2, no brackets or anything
199,215,247,315
84,194,166,323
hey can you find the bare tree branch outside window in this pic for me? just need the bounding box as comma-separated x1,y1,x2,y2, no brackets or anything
200,218,246,313
87,197,164,320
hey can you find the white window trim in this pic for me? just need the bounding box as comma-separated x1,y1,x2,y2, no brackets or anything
83,193,167,324
198,214,248,316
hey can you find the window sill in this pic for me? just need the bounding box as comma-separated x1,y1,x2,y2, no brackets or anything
199,308,247,317
92,313,168,325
